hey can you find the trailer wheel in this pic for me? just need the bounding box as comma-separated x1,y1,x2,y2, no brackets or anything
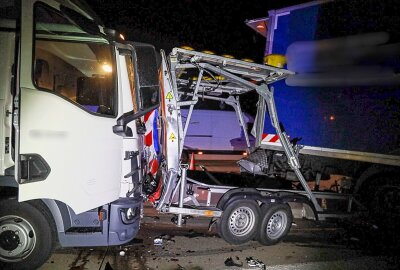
257,203,292,246
0,200,55,270
217,200,260,244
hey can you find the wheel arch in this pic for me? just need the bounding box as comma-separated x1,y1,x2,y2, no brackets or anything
0,183,68,240
217,188,262,210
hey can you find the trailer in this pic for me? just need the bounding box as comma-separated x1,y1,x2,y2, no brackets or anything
145,48,356,245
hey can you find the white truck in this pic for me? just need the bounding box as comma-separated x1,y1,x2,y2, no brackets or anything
0,0,160,269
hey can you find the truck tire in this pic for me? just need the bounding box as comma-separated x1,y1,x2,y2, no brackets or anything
217,200,260,245
0,200,55,270
357,172,400,215
257,203,292,246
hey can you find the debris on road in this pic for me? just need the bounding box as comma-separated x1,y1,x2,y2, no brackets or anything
246,257,266,270
177,264,186,270
224,257,243,267
119,250,125,256
154,234,176,246
154,238,163,246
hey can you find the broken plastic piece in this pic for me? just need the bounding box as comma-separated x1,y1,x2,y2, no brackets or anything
246,257,266,270
153,238,163,246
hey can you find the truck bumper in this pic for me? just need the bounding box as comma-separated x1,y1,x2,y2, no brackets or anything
108,197,142,245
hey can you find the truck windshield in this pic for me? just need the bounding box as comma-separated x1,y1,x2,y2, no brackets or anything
33,3,116,116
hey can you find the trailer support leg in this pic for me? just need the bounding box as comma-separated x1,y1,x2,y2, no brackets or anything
257,85,323,213
177,165,188,227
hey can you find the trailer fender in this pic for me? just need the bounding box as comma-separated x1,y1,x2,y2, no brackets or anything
217,188,261,210
277,194,318,220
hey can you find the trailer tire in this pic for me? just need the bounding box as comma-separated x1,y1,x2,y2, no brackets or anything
217,200,260,245
257,203,292,246
0,200,55,270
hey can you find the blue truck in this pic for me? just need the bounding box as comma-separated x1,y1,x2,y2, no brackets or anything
245,0,400,209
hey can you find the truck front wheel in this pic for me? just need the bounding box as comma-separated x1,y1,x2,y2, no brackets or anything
257,203,292,245
217,200,260,245
0,200,55,270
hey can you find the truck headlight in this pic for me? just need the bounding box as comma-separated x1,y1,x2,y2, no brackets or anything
120,207,138,224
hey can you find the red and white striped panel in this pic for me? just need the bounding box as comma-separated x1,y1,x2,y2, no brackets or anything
261,133,281,144
144,110,156,149
144,109,159,177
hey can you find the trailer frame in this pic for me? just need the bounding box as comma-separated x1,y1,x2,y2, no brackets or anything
152,48,358,234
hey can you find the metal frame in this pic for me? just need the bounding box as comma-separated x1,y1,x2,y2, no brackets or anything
156,48,364,224
260,143,400,167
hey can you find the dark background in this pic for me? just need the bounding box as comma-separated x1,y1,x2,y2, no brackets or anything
85,0,307,62
85,0,308,115
85,0,399,116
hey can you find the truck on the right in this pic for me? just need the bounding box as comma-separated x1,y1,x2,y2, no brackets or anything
245,0,400,218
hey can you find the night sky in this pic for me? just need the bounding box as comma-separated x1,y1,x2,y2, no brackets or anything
86,0,307,62
85,0,399,116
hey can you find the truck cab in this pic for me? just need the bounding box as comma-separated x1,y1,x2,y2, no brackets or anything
0,1,159,269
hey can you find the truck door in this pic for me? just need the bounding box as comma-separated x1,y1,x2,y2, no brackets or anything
16,0,122,213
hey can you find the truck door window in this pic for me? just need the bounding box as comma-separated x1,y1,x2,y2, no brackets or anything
125,55,138,113
33,4,117,116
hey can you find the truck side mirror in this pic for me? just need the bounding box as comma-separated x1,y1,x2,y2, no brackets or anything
113,42,160,137
130,42,160,111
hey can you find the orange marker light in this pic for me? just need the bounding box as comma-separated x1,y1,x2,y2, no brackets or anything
181,45,195,51
256,24,265,29
204,210,214,217
222,54,235,59
202,50,215,55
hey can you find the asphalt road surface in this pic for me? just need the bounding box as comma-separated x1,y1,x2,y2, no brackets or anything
39,207,399,270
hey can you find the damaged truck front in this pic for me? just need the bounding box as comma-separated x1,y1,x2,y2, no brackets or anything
0,1,160,269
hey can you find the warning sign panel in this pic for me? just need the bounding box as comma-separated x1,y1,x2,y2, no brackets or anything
169,132,176,141
166,91,173,101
